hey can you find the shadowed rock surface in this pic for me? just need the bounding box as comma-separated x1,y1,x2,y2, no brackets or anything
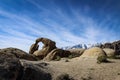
0,52,22,80
0,51,52,80
29,43,39,54
68,48,85,57
20,60,52,80
43,49,71,61
0,47,37,61
101,40,120,55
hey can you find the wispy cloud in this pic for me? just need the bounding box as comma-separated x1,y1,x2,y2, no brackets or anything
0,0,119,52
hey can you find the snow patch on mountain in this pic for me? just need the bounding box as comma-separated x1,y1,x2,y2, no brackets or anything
62,43,102,50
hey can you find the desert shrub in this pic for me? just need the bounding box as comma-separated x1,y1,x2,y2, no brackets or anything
55,56,61,61
107,55,116,59
89,68,95,70
109,55,120,59
68,55,73,59
65,59,69,62
114,56,120,59
105,52,120,59
68,54,77,59
81,76,92,80
56,73,74,80
117,73,120,75
97,56,108,64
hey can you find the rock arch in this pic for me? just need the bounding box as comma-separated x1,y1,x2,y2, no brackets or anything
29,37,57,59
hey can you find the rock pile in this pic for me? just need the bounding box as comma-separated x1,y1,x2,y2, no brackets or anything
0,51,52,80
101,40,120,55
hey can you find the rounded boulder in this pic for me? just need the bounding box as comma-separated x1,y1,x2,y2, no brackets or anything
103,48,115,58
80,47,107,59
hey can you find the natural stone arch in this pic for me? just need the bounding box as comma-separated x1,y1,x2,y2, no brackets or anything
29,37,57,59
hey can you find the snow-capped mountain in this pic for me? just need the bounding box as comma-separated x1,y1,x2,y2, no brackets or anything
61,43,102,50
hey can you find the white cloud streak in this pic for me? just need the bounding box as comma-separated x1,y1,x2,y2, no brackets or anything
0,1,118,52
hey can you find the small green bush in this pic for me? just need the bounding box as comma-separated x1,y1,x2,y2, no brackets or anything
89,68,95,70
117,73,120,75
65,59,69,62
97,56,108,64
55,56,61,61
68,55,73,59
56,73,74,80
81,76,92,80
68,54,77,59
107,55,116,59
115,56,120,59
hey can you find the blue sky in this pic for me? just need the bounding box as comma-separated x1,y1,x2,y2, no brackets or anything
0,0,120,52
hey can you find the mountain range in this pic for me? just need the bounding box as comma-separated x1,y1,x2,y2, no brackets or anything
61,43,103,50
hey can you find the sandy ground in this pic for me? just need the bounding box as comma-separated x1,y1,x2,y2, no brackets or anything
21,57,120,80
46,57,120,80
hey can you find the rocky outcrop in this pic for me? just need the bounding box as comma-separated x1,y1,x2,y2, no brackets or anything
103,48,116,58
81,47,107,59
29,42,39,54
29,37,74,61
112,40,120,55
0,51,52,80
68,48,85,57
101,43,114,49
20,60,52,80
0,47,37,61
43,49,71,61
29,37,57,59
101,40,120,55
0,51,22,80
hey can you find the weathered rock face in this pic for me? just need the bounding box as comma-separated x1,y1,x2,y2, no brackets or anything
0,52,22,80
30,37,86,61
29,38,57,59
103,48,115,58
80,47,107,59
101,40,120,55
0,51,52,80
113,40,120,55
43,49,71,61
20,60,52,80
0,47,37,61
68,49,85,57
29,43,39,54
101,43,114,49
